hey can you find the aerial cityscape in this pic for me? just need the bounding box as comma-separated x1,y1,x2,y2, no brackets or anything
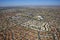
0,0,60,40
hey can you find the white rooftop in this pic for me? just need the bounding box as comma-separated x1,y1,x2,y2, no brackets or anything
37,16,43,20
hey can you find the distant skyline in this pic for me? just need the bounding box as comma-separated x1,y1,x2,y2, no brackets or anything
0,0,60,7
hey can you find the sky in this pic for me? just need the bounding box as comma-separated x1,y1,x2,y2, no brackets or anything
0,0,60,7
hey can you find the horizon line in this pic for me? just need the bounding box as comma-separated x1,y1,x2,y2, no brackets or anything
0,5,60,7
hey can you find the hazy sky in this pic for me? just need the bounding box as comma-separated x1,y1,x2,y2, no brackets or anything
0,0,60,7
